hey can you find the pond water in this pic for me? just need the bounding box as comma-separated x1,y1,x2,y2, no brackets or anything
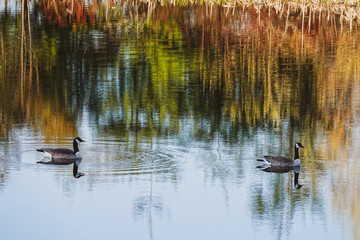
1,1,360,240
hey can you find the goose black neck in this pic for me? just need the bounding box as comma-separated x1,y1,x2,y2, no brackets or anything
294,146,299,159
73,139,79,153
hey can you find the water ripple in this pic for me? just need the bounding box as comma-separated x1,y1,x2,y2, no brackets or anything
77,143,183,177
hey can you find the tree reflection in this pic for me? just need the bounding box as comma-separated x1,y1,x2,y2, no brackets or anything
1,1,359,143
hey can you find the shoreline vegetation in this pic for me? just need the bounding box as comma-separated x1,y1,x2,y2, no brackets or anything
39,0,360,29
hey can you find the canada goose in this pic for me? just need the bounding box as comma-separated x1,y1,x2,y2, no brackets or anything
37,137,85,160
257,142,305,167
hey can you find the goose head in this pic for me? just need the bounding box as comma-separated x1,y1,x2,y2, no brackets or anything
295,142,305,149
73,137,85,154
74,137,85,143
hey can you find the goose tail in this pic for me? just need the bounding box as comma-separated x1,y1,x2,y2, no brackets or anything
257,158,270,164
37,148,53,158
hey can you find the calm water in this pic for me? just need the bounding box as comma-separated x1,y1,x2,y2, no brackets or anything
1,1,360,239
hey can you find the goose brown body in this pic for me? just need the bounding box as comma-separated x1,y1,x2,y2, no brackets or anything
257,142,305,167
37,148,79,159
261,155,295,166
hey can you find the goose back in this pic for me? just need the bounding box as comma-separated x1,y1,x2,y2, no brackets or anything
263,155,295,166
37,148,77,159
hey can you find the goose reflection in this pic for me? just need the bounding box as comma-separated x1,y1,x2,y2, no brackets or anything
257,165,302,189
73,159,85,178
37,158,85,178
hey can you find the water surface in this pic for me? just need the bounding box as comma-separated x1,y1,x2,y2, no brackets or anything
0,1,360,239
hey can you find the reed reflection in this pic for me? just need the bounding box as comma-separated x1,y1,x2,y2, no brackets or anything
0,1,359,143
251,164,318,239
0,155,7,191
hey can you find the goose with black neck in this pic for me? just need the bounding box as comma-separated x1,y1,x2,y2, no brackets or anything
257,142,305,167
37,137,85,162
